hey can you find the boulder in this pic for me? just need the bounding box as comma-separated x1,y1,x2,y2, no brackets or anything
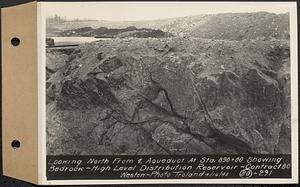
46,37,291,155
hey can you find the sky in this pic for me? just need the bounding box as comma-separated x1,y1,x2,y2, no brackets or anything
43,2,294,21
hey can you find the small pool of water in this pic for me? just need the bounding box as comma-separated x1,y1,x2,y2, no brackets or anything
50,37,111,46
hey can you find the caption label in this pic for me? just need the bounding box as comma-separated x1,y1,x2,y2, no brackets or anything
47,155,291,180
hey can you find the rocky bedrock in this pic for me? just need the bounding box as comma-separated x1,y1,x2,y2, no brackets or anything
46,37,290,155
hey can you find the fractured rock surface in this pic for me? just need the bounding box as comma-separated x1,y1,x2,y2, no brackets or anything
46,37,290,155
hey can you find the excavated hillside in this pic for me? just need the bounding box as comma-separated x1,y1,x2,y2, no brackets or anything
47,12,289,41
59,26,173,38
46,37,290,155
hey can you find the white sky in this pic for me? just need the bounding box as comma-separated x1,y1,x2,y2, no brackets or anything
43,2,294,21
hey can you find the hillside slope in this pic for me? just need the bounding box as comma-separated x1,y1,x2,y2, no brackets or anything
47,12,289,41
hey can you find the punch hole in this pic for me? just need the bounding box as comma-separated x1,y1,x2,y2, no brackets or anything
11,140,21,149
11,37,20,46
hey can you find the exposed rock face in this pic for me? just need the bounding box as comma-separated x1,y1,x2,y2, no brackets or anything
46,37,290,155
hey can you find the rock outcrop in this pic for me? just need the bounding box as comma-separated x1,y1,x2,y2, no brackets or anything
46,37,290,155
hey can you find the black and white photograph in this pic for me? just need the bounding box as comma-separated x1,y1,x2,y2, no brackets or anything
42,1,297,183
46,2,292,156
